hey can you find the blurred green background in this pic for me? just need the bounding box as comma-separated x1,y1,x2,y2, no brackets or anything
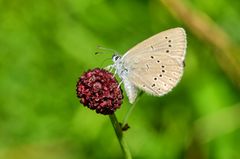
0,0,240,159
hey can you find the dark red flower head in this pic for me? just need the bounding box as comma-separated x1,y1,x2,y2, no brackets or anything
76,68,123,115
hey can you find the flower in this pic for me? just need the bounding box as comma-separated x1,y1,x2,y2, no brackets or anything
76,68,123,115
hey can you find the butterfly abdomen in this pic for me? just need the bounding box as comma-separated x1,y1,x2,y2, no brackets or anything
123,79,138,104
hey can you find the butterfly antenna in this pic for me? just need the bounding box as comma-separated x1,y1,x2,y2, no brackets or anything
95,51,115,56
95,46,118,67
95,51,105,55
97,46,118,54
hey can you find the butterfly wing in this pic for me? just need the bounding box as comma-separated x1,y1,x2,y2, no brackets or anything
124,53,184,96
122,28,186,96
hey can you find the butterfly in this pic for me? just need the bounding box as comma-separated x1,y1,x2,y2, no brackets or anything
110,27,187,104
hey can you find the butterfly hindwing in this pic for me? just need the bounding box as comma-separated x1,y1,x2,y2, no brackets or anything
125,53,184,96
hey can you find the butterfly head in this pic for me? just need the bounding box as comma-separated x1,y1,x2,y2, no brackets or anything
112,54,122,63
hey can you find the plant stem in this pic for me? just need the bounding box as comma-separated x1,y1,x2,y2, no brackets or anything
109,113,132,159
122,91,144,126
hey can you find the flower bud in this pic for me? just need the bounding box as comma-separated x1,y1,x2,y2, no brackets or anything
76,68,123,115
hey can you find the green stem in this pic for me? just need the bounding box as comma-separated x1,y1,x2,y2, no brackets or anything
122,91,144,126
109,114,132,159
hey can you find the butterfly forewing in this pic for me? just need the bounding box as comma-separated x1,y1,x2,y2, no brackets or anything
122,28,186,64
122,27,186,96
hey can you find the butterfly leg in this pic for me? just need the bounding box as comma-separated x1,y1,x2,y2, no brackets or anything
118,80,123,88
105,65,118,78
105,65,115,72
104,65,111,70
112,69,118,78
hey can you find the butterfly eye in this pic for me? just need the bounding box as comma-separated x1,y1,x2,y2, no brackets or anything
112,55,120,61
